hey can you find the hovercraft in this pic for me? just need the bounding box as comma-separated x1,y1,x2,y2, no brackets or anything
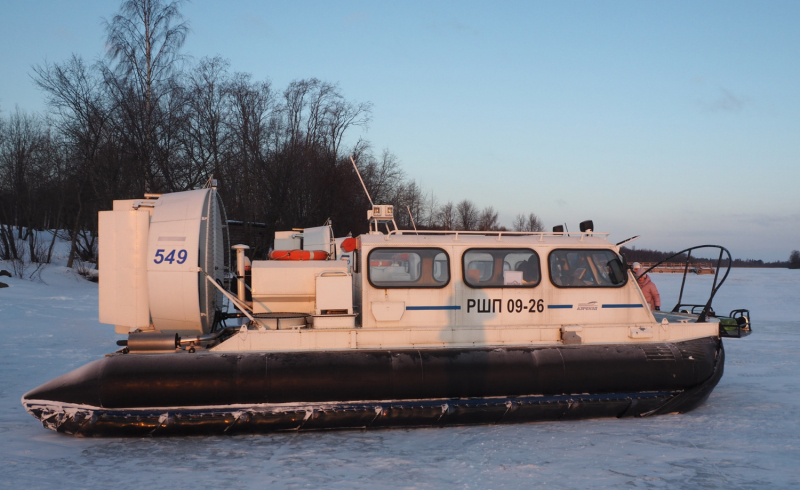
22,186,751,436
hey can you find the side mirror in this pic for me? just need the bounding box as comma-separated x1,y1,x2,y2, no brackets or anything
608,258,625,285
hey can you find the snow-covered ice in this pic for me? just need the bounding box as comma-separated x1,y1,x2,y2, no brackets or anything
1,252,799,488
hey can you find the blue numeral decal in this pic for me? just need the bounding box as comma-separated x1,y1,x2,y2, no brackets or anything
154,249,188,265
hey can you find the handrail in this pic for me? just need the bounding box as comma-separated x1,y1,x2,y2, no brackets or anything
634,261,715,274
386,230,611,239
640,245,732,323
200,270,257,323
319,271,349,277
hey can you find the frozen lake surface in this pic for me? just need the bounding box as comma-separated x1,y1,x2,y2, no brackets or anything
1,260,799,489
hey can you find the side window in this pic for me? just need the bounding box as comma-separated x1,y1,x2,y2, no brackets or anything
549,249,627,288
462,248,540,288
368,248,450,288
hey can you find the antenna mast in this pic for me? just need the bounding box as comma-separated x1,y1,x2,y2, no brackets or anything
406,205,419,234
349,155,374,206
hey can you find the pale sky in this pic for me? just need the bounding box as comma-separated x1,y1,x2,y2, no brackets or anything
1,0,798,261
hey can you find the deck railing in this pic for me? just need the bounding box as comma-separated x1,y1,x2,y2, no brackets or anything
388,229,610,241
637,261,715,274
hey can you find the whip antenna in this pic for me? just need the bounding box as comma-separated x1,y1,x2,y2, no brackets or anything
407,205,419,234
349,155,374,206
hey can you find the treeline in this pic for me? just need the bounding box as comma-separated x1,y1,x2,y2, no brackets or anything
621,246,794,268
0,0,543,265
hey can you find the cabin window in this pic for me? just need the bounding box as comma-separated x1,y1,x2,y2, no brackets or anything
462,248,540,288
548,249,627,288
367,248,450,288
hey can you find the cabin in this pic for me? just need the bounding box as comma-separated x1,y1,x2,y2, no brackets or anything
214,206,718,352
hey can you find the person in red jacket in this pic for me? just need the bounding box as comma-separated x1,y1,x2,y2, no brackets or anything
633,262,661,311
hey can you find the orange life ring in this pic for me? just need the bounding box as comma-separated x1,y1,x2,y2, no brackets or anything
269,250,329,261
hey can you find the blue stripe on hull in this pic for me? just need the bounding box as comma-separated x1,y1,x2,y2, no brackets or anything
406,306,461,310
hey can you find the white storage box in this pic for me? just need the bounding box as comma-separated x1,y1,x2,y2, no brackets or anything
251,261,347,314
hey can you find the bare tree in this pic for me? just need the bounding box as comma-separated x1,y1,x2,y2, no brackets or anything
512,214,525,232
456,199,478,231
225,72,274,225
525,213,544,232
302,79,337,149
436,201,456,230
105,0,188,114
33,56,112,266
0,108,58,266
283,78,313,147
477,206,500,231
104,0,189,191
155,79,195,190
352,145,404,205
513,212,544,232
281,78,371,157
421,191,439,228
391,180,424,229
183,56,231,186
790,250,800,269
326,98,372,156
0,109,48,232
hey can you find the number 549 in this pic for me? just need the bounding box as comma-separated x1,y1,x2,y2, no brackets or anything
154,249,188,264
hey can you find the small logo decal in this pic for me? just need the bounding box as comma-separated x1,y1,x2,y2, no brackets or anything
577,301,598,311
